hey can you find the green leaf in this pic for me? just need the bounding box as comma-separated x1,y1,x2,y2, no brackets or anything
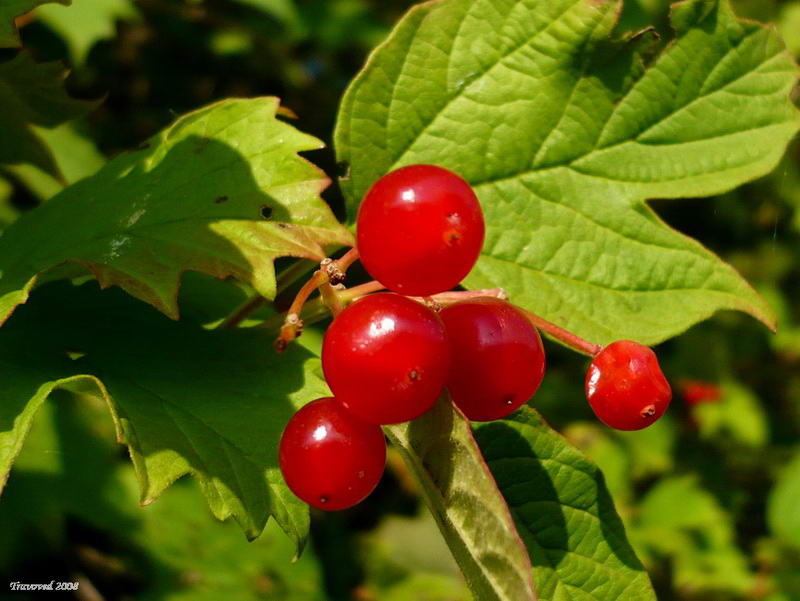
779,2,800,57
0,97,353,326
0,51,95,179
6,122,106,201
617,416,675,479
361,511,471,600
0,395,327,601
37,0,139,65
632,475,754,594
129,484,326,601
768,449,800,550
563,422,632,501
335,0,800,346
693,380,768,447
230,0,303,34
474,407,655,601
0,0,68,48
0,280,330,548
385,397,537,601
378,574,472,601
0,176,16,231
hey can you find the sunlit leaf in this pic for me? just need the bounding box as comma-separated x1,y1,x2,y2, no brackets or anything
335,0,800,346
0,97,353,326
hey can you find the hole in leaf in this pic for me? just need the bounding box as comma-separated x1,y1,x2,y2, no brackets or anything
260,205,273,220
336,161,351,180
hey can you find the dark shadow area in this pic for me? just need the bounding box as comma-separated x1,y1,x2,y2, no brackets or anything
0,279,313,597
0,391,174,600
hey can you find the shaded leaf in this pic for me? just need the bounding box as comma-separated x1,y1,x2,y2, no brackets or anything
0,97,353,326
37,0,139,65
335,0,800,346
378,574,472,601
474,407,656,601
768,449,800,551
0,51,95,178
0,396,326,600
230,0,303,35
7,121,106,201
693,380,768,447
361,511,471,601
0,0,68,48
385,397,536,601
632,475,754,594
0,280,330,548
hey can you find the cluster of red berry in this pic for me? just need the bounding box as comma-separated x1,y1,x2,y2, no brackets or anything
279,165,672,511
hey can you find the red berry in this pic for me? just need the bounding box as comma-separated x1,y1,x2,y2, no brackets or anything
356,164,485,297
680,380,721,407
322,293,450,425
585,340,672,431
440,298,545,421
279,397,386,510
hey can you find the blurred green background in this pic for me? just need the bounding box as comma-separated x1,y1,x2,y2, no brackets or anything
1,0,799,599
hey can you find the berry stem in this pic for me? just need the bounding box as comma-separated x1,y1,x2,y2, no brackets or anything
409,288,507,307
218,258,316,329
272,282,384,353
272,255,366,351
336,247,360,275
520,309,602,356
338,280,385,302
269,280,515,352
320,282,345,316
275,268,329,349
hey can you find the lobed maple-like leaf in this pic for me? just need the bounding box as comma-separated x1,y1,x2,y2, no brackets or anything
0,97,353,326
36,0,139,65
0,52,95,179
0,281,329,549
0,0,68,48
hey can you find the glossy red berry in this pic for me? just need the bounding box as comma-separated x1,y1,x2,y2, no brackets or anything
356,164,485,297
322,292,450,425
585,340,672,431
440,298,545,421
279,397,386,510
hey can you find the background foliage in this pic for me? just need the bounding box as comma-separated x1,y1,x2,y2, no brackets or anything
0,0,799,600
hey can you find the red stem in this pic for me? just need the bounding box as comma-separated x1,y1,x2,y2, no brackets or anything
520,309,601,356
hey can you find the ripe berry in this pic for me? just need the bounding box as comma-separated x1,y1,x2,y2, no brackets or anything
680,380,721,407
440,297,545,421
322,292,450,424
356,164,485,297
279,397,386,510
585,340,672,431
